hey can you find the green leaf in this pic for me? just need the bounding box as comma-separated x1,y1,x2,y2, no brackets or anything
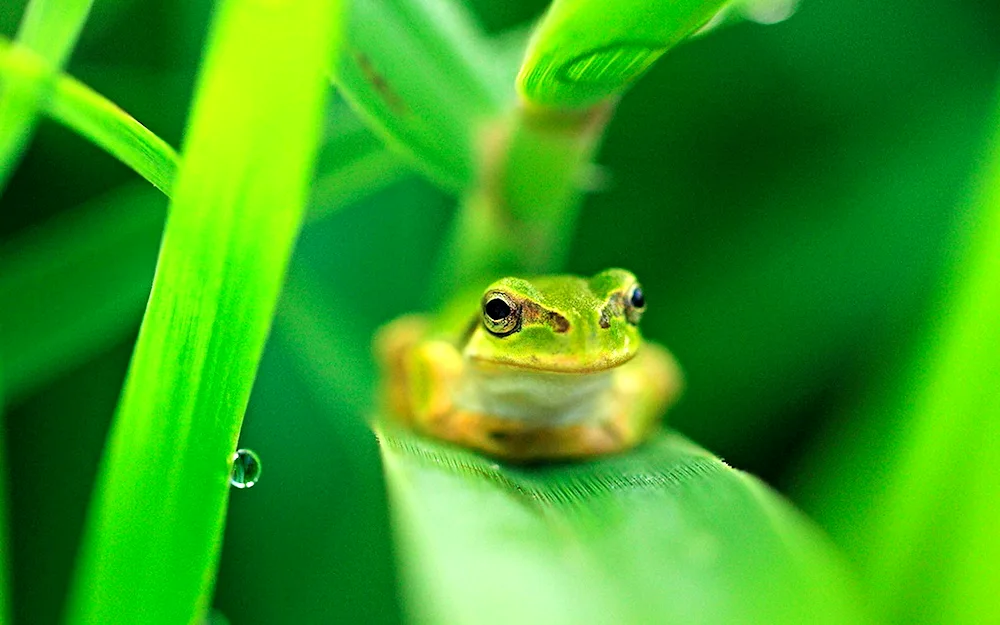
518,0,730,109
378,425,865,625
797,100,1000,624
336,0,503,190
0,0,94,191
64,0,340,622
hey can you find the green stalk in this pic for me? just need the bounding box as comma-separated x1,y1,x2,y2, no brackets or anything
64,0,340,622
0,0,94,191
431,102,610,298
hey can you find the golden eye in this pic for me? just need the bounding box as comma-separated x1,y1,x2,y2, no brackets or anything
625,284,645,325
482,291,521,336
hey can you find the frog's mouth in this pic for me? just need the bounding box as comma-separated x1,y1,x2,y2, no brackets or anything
467,347,638,375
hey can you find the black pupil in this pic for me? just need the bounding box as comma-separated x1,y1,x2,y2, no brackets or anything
630,287,645,308
485,298,512,321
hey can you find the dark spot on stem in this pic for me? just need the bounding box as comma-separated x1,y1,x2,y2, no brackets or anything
354,50,408,115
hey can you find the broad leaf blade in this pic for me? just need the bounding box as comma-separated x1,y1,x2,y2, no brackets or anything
64,0,340,622
517,0,730,109
379,426,865,625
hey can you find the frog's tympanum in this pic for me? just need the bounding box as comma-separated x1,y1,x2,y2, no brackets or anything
375,269,682,462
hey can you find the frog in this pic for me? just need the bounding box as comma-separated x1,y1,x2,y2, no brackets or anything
375,268,682,462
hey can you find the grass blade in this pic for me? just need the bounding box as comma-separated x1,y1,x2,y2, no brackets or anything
337,0,503,190
517,0,730,109
64,0,340,622
0,0,94,191
379,425,865,625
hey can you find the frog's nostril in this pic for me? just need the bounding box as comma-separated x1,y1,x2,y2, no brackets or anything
599,308,611,329
546,311,570,333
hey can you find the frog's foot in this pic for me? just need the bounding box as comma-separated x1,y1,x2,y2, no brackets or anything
414,409,620,461
415,403,656,463
419,343,682,462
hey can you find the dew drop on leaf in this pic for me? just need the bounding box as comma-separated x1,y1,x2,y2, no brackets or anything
230,449,261,489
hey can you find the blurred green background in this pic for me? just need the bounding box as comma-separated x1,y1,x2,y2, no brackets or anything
1,0,998,623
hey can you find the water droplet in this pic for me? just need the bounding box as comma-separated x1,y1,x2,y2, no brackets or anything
230,449,261,489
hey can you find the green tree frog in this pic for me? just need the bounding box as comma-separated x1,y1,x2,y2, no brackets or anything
376,269,682,461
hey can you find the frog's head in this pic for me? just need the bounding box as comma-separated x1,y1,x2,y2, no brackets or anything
464,268,647,373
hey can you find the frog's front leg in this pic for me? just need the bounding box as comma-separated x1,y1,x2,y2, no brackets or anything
403,340,682,462
604,342,683,447
406,339,463,424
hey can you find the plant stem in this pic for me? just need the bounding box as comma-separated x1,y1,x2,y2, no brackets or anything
431,100,612,300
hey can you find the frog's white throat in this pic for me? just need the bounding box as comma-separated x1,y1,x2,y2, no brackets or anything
453,362,615,427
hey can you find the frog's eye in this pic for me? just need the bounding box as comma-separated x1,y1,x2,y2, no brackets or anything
625,284,645,324
482,291,521,336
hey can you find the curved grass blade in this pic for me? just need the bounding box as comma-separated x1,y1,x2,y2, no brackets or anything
63,0,340,621
797,96,1000,625
0,37,179,193
337,0,503,191
0,0,94,192
378,425,865,625
517,0,730,109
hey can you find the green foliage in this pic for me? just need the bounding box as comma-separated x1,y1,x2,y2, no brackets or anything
0,0,94,191
64,0,340,622
380,426,863,625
